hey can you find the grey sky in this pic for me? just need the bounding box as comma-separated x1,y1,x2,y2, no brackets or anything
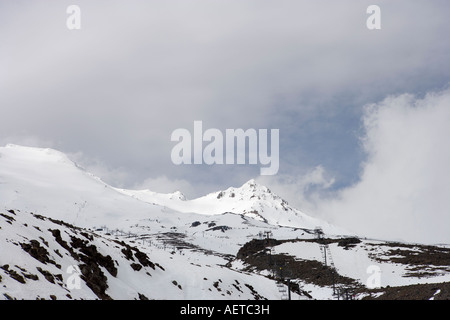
1,0,450,243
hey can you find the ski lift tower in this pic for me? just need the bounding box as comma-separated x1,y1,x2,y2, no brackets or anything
264,231,273,239
314,227,327,266
315,227,340,296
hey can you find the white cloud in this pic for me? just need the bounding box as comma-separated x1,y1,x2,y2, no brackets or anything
301,166,335,191
1,1,450,245
66,151,133,188
257,165,335,216
313,89,450,244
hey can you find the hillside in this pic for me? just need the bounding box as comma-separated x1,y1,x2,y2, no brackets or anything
0,208,290,300
1,144,450,300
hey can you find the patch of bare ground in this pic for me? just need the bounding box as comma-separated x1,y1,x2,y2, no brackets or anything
366,242,450,277
363,282,450,300
237,239,360,289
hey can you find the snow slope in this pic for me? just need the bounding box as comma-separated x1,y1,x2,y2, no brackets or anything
1,144,450,300
0,144,173,228
271,240,450,288
0,144,328,300
115,179,343,235
0,144,336,233
0,208,294,300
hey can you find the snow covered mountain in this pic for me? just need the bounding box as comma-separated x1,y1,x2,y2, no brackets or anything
115,179,341,234
1,144,450,300
0,144,337,233
0,208,286,300
0,144,165,228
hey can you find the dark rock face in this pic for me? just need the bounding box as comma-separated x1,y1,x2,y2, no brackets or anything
49,228,118,299
237,238,358,290
20,240,61,269
236,238,282,260
337,237,361,249
1,265,26,284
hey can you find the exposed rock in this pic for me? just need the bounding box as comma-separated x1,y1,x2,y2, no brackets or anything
130,263,142,271
20,239,60,268
1,265,26,284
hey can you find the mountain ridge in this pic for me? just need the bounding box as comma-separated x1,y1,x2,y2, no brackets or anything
0,144,340,235
1,144,450,300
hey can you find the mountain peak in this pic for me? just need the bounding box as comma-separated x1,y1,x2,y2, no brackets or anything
239,179,270,193
243,178,257,186
169,190,186,201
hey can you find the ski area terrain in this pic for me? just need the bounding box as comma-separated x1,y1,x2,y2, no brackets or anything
1,144,449,300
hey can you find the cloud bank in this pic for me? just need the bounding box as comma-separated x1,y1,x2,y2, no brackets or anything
267,89,450,244
1,1,450,243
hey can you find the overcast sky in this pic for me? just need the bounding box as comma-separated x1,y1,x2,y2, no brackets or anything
1,0,450,244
